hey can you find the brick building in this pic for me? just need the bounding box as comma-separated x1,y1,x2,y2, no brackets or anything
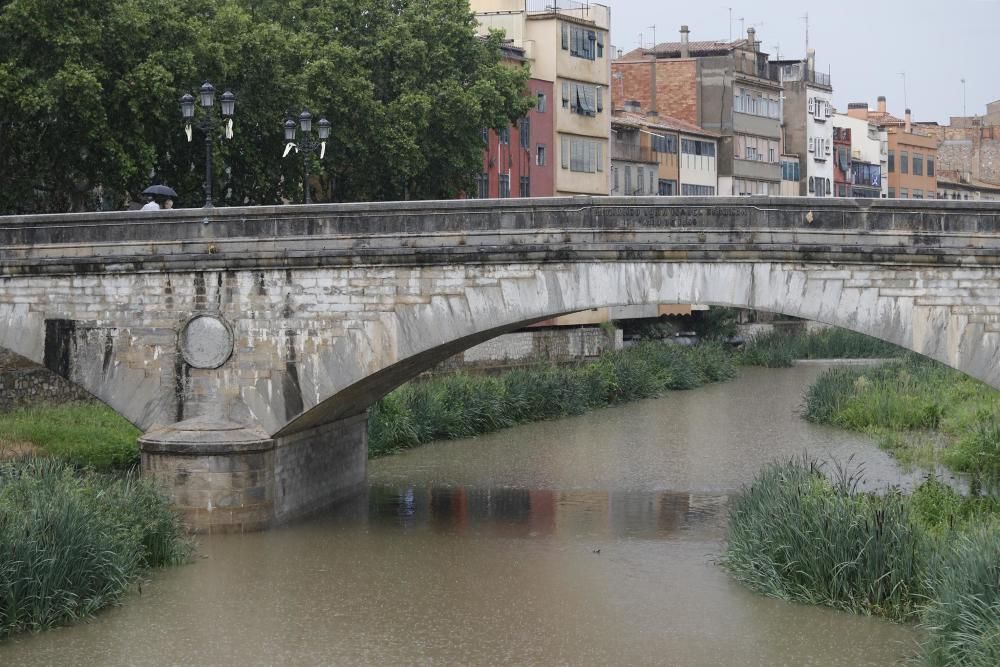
915,100,1000,191
613,25,782,196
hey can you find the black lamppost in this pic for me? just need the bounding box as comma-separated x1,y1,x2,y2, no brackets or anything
180,82,236,208
282,110,331,204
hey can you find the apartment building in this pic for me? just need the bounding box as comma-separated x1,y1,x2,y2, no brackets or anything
771,51,834,196
473,0,611,196
613,26,782,195
848,97,938,199
611,107,719,196
476,43,555,198
832,112,884,198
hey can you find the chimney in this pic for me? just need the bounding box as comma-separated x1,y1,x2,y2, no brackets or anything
747,27,756,51
680,25,690,58
905,108,912,133
877,95,887,114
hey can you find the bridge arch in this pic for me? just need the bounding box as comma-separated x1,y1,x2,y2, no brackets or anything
272,259,994,438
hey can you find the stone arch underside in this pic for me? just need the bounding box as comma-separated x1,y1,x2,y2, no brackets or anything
272,260,1000,438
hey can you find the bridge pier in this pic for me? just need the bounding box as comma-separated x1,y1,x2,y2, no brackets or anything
139,413,367,533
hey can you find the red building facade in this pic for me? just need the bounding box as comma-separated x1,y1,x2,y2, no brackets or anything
833,126,852,197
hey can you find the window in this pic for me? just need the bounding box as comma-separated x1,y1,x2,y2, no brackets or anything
612,166,619,192
735,135,778,163
838,185,848,197
561,136,604,173
888,150,894,172
658,179,676,195
564,81,603,116
636,167,645,194
475,173,489,199
913,154,923,176
912,189,923,199
735,179,774,195
498,173,510,198
888,187,896,198
499,127,509,145
536,144,546,166
808,176,815,193
928,158,934,177
681,184,716,196
519,118,530,149
519,176,530,198
650,169,656,193
480,127,488,145
781,161,800,181
733,87,781,119
900,188,908,199
681,138,716,156
651,133,677,154
562,23,600,60
623,167,632,194
900,151,908,174
536,92,547,113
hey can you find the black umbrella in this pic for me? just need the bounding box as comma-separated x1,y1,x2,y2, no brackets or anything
143,184,178,198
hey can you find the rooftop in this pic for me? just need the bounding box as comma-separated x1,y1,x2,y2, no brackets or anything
618,38,744,60
613,110,720,138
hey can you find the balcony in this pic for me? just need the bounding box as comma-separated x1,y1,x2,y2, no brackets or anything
611,142,657,164
525,0,609,25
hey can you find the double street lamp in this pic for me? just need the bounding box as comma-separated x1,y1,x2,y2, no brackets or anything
180,82,235,208
283,110,331,204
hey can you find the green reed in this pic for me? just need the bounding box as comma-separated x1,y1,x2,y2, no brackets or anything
740,328,905,368
368,341,738,457
0,458,191,638
722,459,928,621
803,356,1000,480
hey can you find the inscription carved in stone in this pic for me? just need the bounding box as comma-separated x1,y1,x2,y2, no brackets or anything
181,315,233,369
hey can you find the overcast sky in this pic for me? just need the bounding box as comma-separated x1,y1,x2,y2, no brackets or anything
607,0,999,124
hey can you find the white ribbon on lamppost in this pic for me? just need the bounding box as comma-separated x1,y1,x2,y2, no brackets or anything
185,124,193,143
320,141,326,160
282,143,297,158
225,118,234,140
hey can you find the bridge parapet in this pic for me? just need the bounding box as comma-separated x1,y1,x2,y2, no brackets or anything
2,197,999,276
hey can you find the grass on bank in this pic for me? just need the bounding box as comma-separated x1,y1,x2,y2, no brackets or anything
0,402,140,470
723,459,999,666
0,457,192,638
739,328,906,368
803,356,1000,480
368,341,737,456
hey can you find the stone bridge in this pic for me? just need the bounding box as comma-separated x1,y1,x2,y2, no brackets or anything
1,197,999,531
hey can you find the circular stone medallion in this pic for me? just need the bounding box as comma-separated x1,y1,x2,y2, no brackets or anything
181,315,234,369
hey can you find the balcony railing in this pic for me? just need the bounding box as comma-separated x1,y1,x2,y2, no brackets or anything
526,0,590,15
611,143,657,163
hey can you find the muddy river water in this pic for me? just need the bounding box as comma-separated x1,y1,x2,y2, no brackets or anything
1,365,923,665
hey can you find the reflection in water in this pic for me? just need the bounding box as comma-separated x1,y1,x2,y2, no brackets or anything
0,365,920,666
369,485,728,540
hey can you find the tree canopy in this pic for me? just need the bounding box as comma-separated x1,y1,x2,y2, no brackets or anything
0,0,532,213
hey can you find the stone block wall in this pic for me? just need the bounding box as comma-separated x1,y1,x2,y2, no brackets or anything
432,326,622,373
0,348,92,412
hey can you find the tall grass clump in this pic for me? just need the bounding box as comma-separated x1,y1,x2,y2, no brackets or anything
803,355,1000,480
722,459,927,620
740,328,904,368
0,402,140,470
920,525,1000,666
0,458,191,638
368,341,737,456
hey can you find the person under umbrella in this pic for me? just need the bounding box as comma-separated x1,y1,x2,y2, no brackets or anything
141,184,178,210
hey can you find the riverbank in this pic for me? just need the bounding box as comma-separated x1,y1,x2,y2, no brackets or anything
368,340,737,456
803,355,999,481
0,458,191,639
724,459,999,666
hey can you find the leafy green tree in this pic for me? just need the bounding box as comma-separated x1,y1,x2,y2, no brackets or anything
0,0,532,213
